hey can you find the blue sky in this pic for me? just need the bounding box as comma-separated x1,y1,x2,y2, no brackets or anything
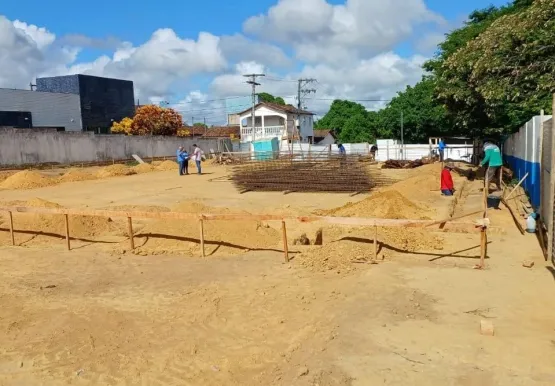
0,0,511,123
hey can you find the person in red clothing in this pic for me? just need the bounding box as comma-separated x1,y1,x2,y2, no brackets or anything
441,163,455,196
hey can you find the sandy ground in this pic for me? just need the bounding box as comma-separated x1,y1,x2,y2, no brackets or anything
1,162,554,385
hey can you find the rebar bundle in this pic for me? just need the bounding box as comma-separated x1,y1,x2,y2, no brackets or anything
230,155,377,193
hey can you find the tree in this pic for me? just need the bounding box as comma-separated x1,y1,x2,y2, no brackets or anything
258,92,286,105
426,0,539,135
131,105,183,136
111,117,133,135
193,122,208,128
315,100,373,142
377,77,452,143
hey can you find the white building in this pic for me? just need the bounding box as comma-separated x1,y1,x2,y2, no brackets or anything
238,102,314,143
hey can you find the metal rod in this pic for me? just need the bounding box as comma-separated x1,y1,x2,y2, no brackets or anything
127,217,134,250
64,214,70,251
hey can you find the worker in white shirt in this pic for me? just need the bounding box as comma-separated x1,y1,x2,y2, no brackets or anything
192,144,204,175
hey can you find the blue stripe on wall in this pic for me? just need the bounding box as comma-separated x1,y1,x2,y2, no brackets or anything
504,155,540,208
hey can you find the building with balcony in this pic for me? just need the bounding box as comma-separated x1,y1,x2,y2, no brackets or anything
237,102,314,144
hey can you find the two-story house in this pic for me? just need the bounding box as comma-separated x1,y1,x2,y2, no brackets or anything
237,102,315,144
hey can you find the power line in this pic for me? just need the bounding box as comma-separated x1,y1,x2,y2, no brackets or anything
244,73,265,140
297,78,317,110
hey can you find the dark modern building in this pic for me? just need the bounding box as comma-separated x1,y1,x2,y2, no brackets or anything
36,74,135,133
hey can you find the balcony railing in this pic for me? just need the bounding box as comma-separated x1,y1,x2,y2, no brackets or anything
240,126,285,140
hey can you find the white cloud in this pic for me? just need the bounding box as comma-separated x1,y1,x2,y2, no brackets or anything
0,16,77,88
64,29,227,99
219,34,292,68
244,0,444,63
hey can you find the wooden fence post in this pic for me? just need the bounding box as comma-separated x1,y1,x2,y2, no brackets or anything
199,218,205,257
373,225,378,261
8,211,14,246
127,217,135,250
282,221,289,263
64,214,71,251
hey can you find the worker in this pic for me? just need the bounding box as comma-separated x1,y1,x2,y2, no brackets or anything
438,138,446,162
192,144,204,175
176,146,186,176
370,144,378,161
181,148,190,175
441,163,455,196
481,141,503,192
337,143,346,155
337,143,347,168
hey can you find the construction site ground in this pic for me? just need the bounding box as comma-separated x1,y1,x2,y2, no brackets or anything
0,162,554,385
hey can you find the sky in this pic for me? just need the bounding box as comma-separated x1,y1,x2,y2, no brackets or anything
0,0,509,124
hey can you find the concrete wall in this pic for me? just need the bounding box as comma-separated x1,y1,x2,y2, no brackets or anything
0,129,222,166
0,88,82,131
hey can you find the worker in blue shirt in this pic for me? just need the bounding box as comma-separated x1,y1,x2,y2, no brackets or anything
438,138,446,162
337,143,346,155
176,146,189,175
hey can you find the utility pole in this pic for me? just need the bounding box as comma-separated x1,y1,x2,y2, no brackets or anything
204,117,207,136
400,111,404,160
296,78,317,142
192,116,194,137
244,73,265,142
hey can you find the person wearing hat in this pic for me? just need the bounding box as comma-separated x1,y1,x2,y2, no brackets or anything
481,141,503,192
441,163,455,196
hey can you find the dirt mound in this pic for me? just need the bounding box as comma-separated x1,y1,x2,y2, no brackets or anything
0,199,119,246
95,164,136,178
0,170,56,190
0,171,14,184
133,163,157,174
130,201,280,256
297,226,442,273
58,168,97,183
156,160,178,171
321,190,432,220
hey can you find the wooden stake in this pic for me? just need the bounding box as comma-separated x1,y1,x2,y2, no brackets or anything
373,225,378,261
64,214,70,251
282,221,289,262
199,219,205,257
479,227,487,269
127,217,134,250
505,172,529,201
8,211,14,246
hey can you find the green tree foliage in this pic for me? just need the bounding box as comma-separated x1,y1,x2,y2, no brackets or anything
377,77,452,143
315,78,450,143
314,100,374,142
258,92,286,105
428,0,543,135
316,0,548,142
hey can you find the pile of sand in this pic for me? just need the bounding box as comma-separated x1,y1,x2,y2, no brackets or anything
58,168,97,183
132,163,157,174
95,164,136,178
0,171,13,184
321,190,432,220
0,170,56,190
131,201,280,256
156,160,178,171
297,226,442,273
0,198,119,246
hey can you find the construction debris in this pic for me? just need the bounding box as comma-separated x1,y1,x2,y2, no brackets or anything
230,155,374,193
480,320,495,336
382,159,429,169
